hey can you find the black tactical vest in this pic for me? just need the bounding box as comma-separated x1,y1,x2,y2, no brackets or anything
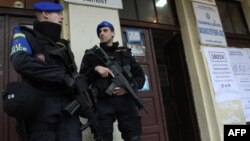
85,46,133,97
20,26,74,72
20,26,75,94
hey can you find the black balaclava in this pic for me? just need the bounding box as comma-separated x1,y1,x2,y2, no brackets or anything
33,20,61,42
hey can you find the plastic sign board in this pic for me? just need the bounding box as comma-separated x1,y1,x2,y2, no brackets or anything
125,30,142,43
64,0,123,9
192,2,227,46
191,0,216,5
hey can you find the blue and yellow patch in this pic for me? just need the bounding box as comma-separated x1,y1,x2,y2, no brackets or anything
10,27,32,56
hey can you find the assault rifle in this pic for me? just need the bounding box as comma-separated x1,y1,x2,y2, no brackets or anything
88,45,149,114
49,43,103,141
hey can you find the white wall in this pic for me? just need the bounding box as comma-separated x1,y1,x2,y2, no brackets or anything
68,4,122,70
67,3,123,141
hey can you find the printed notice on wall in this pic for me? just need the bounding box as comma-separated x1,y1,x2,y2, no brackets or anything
127,43,146,56
203,47,241,102
228,48,250,98
228,48,250,121
192,2,227,46
191,0,216,5
241,98,250,122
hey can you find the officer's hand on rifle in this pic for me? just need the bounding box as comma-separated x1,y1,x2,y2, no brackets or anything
113,87,127,96
94,66,114,78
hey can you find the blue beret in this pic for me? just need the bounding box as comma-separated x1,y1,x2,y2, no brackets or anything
33,2,64,11
97,21,114,31
97,21,114,36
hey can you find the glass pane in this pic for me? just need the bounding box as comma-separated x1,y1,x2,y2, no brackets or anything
0,0,56,9
227,2,249,35
136,0,156,22
155,0,175,25
217,1,234,33
26,0,56,9
119,0,137,20
0,0,25,8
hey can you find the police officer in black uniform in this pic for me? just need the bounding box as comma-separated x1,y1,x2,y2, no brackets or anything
80,21,146,141
10,2,82,141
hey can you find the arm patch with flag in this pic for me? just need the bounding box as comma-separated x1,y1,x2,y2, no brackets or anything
10,27,32,56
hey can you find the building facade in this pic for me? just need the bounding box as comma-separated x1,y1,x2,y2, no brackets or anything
1,0,250,141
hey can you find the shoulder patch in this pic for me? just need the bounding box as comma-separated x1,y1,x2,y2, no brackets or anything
10,27,32,56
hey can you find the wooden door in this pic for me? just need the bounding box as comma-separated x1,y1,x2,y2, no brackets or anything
0,15,5,141
121,27,168,141
0,15,35,141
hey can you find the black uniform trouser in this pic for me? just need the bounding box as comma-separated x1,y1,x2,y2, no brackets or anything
25,96,82,141
96,94,141,141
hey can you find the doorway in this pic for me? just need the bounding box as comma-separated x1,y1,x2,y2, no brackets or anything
152,29,201,141
121,27,201,141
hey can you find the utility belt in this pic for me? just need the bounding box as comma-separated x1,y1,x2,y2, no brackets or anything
94,86,121,99
92,78,113,98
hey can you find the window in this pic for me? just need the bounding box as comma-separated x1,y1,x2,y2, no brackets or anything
137,0,156,22
119,0,176,25
119,0,137,20
216,0,249,35
0,0,25,8
0,0,57,9
155,0,175,24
